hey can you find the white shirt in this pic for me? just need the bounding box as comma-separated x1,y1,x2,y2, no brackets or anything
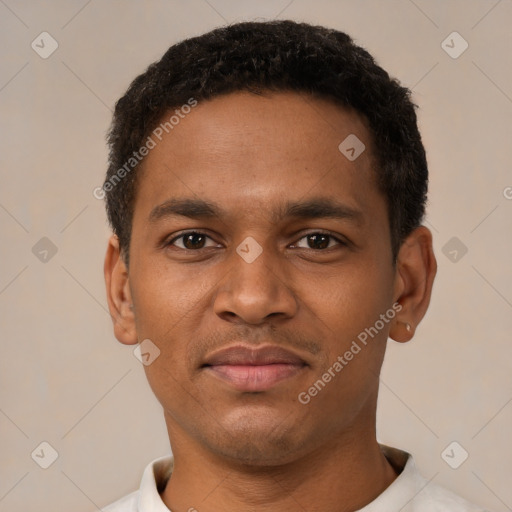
102,445,488,511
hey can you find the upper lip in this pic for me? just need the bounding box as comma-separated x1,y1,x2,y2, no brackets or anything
202,344,307,366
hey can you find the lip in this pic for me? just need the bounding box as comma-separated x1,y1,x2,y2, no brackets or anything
202,344,307,392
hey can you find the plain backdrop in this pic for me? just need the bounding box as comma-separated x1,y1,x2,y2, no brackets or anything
1,1,511,511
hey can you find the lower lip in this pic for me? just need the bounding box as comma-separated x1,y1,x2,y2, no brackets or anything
205,363,305,392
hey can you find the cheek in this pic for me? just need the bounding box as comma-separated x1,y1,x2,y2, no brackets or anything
307,261,390,325
306,264,393,376
301,274,390,416
130,262,216,394
142,362,196,421
131,261,212,336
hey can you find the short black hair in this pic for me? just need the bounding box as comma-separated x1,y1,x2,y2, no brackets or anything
104,19,428,266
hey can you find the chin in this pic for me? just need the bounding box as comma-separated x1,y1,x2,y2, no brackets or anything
212,438,301,467
203,409,308,467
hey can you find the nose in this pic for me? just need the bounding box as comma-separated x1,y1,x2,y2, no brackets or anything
213,243,298,325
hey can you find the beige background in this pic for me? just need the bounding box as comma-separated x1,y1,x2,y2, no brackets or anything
1,1,511,511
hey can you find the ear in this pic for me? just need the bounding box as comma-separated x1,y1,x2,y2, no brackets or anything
389,226,437,343
104,235,138,345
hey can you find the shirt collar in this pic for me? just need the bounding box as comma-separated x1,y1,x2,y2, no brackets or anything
357,445,424,511
138,455,174,512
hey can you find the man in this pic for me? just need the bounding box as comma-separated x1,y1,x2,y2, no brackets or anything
101,19,487,511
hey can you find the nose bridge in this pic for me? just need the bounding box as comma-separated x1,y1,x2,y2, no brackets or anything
213,238,297,324
234,239,278,294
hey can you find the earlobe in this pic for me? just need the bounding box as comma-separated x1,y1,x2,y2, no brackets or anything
104,235,138,345
388,226,437,343
389,320,414,343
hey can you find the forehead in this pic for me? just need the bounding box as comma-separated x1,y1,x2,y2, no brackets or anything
133,91,384,224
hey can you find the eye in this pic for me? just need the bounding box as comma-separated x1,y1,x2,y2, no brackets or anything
293,232,346,250
167,231,219,250
166,230,346,252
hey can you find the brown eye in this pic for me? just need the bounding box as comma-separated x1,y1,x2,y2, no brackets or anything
294,232,344,250
169,232,215,250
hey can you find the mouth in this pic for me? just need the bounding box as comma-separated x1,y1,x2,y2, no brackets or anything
202,344,308,392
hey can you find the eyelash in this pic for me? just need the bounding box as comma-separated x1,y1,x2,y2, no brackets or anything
166,230,347,251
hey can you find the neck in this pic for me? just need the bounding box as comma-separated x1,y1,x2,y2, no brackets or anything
161,414,397,511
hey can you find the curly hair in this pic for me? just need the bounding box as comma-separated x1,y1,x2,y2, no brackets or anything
104,19,428,266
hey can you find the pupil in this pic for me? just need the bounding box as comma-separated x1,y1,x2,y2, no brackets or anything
184,233,204,249
309,234,329,249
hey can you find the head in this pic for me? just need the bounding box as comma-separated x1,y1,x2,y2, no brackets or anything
103,20,436,466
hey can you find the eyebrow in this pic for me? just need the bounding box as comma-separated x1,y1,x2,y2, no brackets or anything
149,197,364,226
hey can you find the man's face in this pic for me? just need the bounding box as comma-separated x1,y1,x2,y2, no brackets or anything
125,91,401,465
